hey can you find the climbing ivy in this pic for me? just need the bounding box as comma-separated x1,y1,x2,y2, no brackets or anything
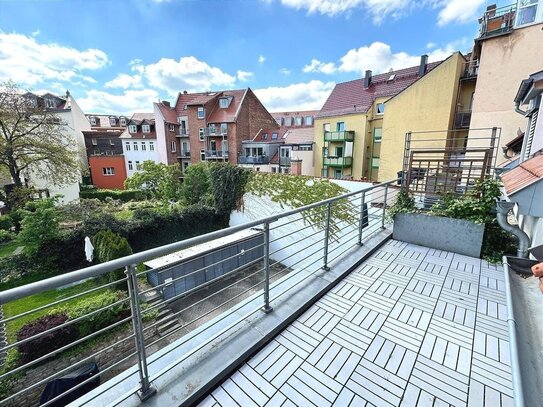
246,173,358,238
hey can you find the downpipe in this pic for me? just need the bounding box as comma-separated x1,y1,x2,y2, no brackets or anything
496,201,531,258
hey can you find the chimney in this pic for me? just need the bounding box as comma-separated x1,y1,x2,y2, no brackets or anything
419,55,428,77
364,70,372,88
162,100,170,107
183,90,188,94
291,157,303,175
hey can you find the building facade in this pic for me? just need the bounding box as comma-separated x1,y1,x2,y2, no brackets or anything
120,113,160,177
88,155,128,189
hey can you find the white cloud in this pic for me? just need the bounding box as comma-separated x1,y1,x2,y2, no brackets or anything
77,88,159,115
237,70,254,82
0,32,109,86
302,58,337,74
105,73,142,89
437,0,484,26
31,30,40,37
142,56,236,96
426,42,437,49
279,68,292,75
254,80,335,111
258,55,266,64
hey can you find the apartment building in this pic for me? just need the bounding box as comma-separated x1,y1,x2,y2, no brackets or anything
467,1,543,165
153,88,279,174
315,56,444,181
85,114,129,130
120,113,160,177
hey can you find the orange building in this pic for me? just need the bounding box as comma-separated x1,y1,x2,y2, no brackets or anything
88,155,127,189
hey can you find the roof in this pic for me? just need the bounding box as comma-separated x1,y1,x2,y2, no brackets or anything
207,89,247,123
317,61,442,118
251,128,287,142
130,113,155,124
284,127,314,144
501,154,543,195
514,70,543,104
155,102,178,124
187,94,218,106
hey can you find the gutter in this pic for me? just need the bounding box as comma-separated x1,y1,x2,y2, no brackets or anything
502,256,525,407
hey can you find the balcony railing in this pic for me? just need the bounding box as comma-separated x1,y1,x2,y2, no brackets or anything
479,3,516,38
238,156,270,164
324,130,354,142
177,150,191,158
454,110,472,128
0,180,397,406
279,156,291,167
323,156,353,167
205,150,228,159
461,61,478,79
206,126,228,137
176,130,189,137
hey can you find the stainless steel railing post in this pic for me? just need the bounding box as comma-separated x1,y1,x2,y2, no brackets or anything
262,222,273,313
381,184,389,229
125,264,156,401
322,203,331,271
357,191,366,245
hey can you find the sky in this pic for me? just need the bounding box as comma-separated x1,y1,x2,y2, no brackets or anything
0,0,511,114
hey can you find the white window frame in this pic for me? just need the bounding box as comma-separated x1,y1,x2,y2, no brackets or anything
515,0,541,27
295,117,302,126
91,138,98,146
90,116,97,126
376,103,385,115
219,98,229,108
133,142,138,151
197,106,205,119
136,161,141,170
109,117,117,126
200,149,206,161
199,128,205,141
169,124,175,132
305,116,313,126
171,141,177,152
120,117,127,126
141,142,146,151
142,124,151,133
149,141,155,151
128,161,133,171
125,142,130,151
102,167,115,176
128,124,137,133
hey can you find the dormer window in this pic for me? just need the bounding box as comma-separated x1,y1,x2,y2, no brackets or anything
219,97,230,108
90,116,97,126
284,117,292,127
142,124,150,133
305,116,313,126
272,132,278,140
262,133,268,140
91,138,98,146
109,117,117,126
128,124,137,133
197,107,205,119
295,117,302,126
120,117,127,126
275,117,283,126
45,98,56,108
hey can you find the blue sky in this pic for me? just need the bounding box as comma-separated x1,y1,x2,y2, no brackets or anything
0,0,510,114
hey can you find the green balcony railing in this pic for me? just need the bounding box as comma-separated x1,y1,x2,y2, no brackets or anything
323,156,352,167
324,131,354,142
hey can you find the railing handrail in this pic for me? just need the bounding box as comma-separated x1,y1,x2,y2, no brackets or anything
0,179,398,304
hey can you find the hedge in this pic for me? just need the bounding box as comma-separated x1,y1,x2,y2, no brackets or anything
79,189,145,202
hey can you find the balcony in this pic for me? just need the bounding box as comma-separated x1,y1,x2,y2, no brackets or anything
177,150,190,158
323,156,352,167
176,130,189,138
454,110,472,128
279,156,291,167
478,3,516,39
238,156,270,165
206,126,228,137
461,61,478,79
324,130,354,142
205,150,228,159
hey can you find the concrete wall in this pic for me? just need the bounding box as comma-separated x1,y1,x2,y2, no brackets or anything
469,23,543,165
122,139,160,177
89,155,127,189
379,53,464,182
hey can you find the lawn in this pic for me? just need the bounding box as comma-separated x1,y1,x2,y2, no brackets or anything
0,241,19,258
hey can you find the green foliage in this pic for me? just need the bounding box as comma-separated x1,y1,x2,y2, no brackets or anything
208,163,251,215
246,173,356,236
79,189,145,202
182,162,211,205
124,161,182,201
93,230,133,284
387,191,416,222
5,186,36,211
0,229,15,244
0,215,13,231
17,198,60,255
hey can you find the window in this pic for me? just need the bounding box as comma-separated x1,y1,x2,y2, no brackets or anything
284,168,290,174
171,141,177,152
200,149,206,161
135,161,141,170
169,124,175,132
209,124,216,135
149,141,154,151
373,128,382,143
128,124,137,133
197,106,205,119
284,117,292,126
102,167,115,176
219,98,230,108
128,161,133,170
199,128,205,141
178,118,188,135
272,167,277,173
120,117,126,126
371,157,380,168
275,117,283,126
90,116,97,125
280,148,290,157
142,124,150,133
141,142,146,151
109,117,116,126
125,142,130,151
220,123,227,135
272,132,278,140
336,122,345,132
183,162,189,171
299,145,312,151
256,167,261,172
91,138,97,146
109,139,115,146
335,146,343,157
262,133,268,140
305,116,313,126
334,169,342,178
295,117,302,126
93,149,100,156
105,150,113,156
133,142,138,151
210,140,217,153
516,0,539,26
323,123,330,133
376,103,385,115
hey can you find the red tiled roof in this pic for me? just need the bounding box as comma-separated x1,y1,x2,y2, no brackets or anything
501,154,543,195
207,89,247,123
130,113,155,125
317,61,442,118
284,127,314,144
187,94,218,106
252,128,287,142
156,103,177,124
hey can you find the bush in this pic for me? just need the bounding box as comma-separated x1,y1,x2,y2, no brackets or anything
16,313,78,364
182,162,211,205
17,198,60,255
79,189,145,202
0,215,13,231
93,230,133,284
0,229,15,244
208,163,250,215
0,253,37,284
55,290,130,337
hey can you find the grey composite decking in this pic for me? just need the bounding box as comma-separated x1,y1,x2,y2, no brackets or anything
198,240,514,407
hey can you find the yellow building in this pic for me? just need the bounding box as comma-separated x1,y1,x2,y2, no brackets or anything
315,56,446,181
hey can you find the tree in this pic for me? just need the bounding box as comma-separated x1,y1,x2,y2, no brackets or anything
182,162,211,205
124,161,182,201
0,81,79,188
17,197,60,255
92,229,133,285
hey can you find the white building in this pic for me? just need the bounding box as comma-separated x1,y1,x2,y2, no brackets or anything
120,113,160,177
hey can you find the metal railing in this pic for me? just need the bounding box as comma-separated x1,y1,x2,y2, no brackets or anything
206,126,228,137
0,179,397,406
279,156,291,167
238,156,270,164
176,130,189,137
205,150,228,159
323,156,353,166
177,150,191,158
479,3,516,38
461,61,478,78
324,130,355,142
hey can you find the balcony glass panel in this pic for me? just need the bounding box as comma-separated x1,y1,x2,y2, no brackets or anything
324,131,354,142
